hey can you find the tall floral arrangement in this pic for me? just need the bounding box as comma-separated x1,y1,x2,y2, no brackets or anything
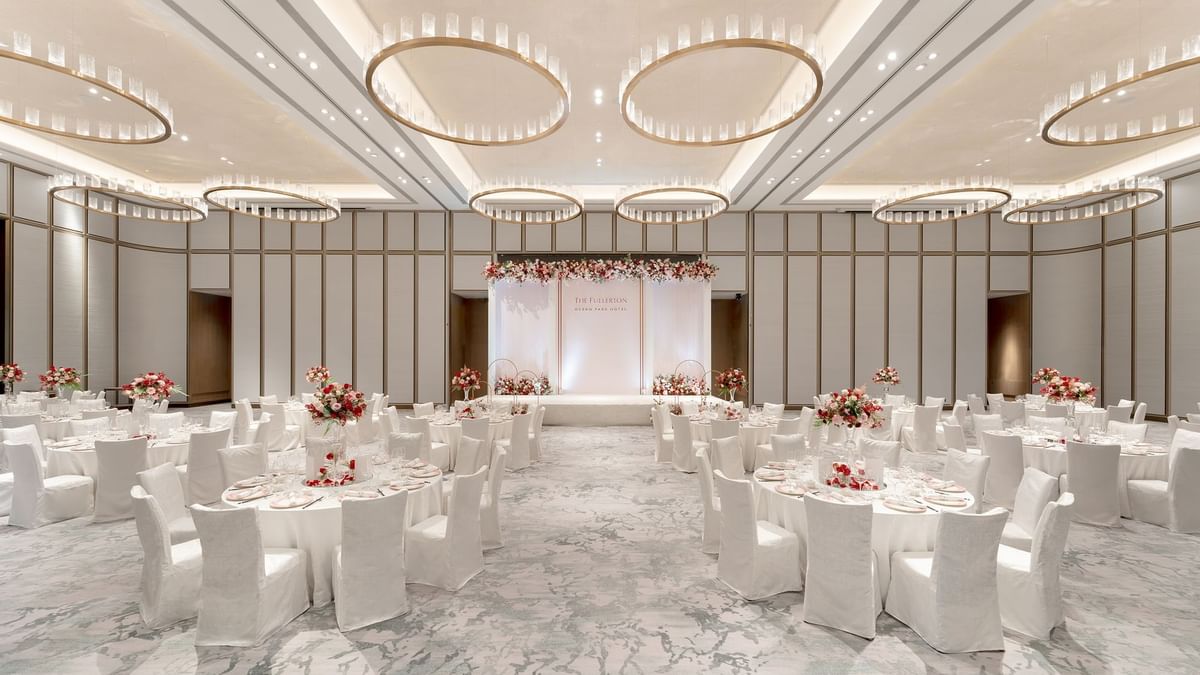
1031,367,1061,385
714,368,747,401
1040,375,1096,406
305,382,368,427
122,371,181,402
814,387,885,429
493,374,551,396
872,366,901,386
452,366,482,400
41,365,82,394
1,363,24,384
651,373,709,396
305,364,333,386
484,256,718,285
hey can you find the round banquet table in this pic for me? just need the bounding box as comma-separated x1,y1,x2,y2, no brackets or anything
44,437,189,479
691,420,774,472
1019,440,1167,518
752,472,974,598
221,465,444,607
429,418,513,469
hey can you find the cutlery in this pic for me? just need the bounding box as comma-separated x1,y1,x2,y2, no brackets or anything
915,498,941,512
301,496,325,509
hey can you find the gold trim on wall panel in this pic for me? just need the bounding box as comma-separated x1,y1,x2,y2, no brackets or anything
1164,183,1171,416
352,212,359,388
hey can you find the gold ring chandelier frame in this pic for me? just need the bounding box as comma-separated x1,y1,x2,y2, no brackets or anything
1001,175,1164,225
364,13,570,146
619,14,824,147
49,173,206,223
872,177,1012,225
1040,36,1200,146
0,31,172,144
614,185,730,225
469,185,583,225
202,177,341,223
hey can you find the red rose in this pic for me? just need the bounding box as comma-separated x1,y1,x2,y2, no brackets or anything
348,459,356,470
325,452,334,460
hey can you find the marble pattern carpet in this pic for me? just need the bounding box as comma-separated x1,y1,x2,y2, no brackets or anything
1,424,1199,673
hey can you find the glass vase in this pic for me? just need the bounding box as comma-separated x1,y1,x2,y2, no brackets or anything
3,380,13,404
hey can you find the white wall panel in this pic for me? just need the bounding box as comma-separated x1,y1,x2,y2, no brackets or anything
52,232,85,369
357,212,384,249
788,213,819,251
888,256,919,398
956,214,987,251
1136,195,1166,234
585,213,612,251
417,213,445,250
990,255,1029,291
890,223,919,251
616,218,641,251
295,221,321,250
263,220,291,249
232,254,260,400
12,224,48,380
324,255,354,381
1171,173,1200,227
119,219,186,249
754,213,784,251
922,256,954,401
787,256,818,403
325,213,352,250
386,255,415,402
820,256,852,391
452,255,491,292
495,221,521,250
13,167,47,223
1171,229,1200,414
1033,218,1101,251
87,241,116,390
707,213,745,251
232,213,259,249
525,223,552,251
1134,237,1166,412
710,255,746,293
1105,211,1132,241
677,221,703,251
854,214,885,251
1104,243,1133,405
191,211,230,249
88,211,115,240
190,254,229,289
0,161,9,214
955,256,987,401
646,224,673,251
452,212,491,251
416,256,446,402
555,217,582,251
1033,250,1102,393
924,220,953,252
753,256,784,404
821,214,852,251
119,248,187,398
386,212,414,250
355,255,384,395
261,255,291,398
854,257,886,385
53,199,84,232
293,255,322,392
990,213,1028,251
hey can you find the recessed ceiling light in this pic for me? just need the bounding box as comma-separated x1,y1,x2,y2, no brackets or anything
255,51,264,59
361,116,369,122
983,158,991,163
355,108,362,115
791,153,798,158
267,62,277,69
320,108,328,115
398,176,408,183
867,109,874,115
823,148,831,153
915,63,926,71
975,162,983,166
766,177,775,184
887,51,897,61
298,51,307,59
309,61,318,70
100,95,111,102
1117,89,1127,96
422,176,431,183
220,156,227,161
833,109,841,116
877,63,886,71
826,116,834,123
180,134,189,141
1025,136,1033,142
328,115,335,121
87,86,98,95
1102,97,1111,103
928,52,938,60
859,116,867,122
593,88,603,98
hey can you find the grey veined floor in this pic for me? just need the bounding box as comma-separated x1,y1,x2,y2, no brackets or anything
1,423,1199,674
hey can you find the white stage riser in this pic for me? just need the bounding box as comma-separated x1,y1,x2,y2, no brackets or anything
467,395,736,426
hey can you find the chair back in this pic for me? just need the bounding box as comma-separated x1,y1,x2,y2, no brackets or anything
986,393,1005,411
884,394,906,408
774,416,801,436
507,413,532,455
81,408,117,420
1001,400,1026,426
696,447,718,511
234,399,254,444
710,419,739,440
388,431,424,461
412,402,435,417
76,398,106,411
910,405,939,453
259,395,277,405
216,443,268,487
1,413,42,437
950,401,968,427
1042,403,1070,418
404,416,435,457
762,402,785,418
131,485,174,570
973,413,1003,435
1106,420,1147,442
185,428,232,505
533,406,547,441
980,431,1023,508
712,471,758,550
967,394,986,415
137,462,188,523
943,422,966,451
190,505,266,604
930,509,1007,619
69,417,111,437
94,437,150,521
460,417,491,443
486,445,507,502
1065,441,1121,526
209,410,237,431
670,413,694,446
924,396,945,409
1132,402,1147,424
455,436,485,475
260,404,289,447
944,449,989,512
711,436,743,477
1028,493,1074,593
860,438,901,473
6,441,45,528
1105,404,1133,423
1169,429,1200,467
680,400,699,416
1012,468,1059,536
445,466,487,550
803,494,876,638
1027,415,1068,437
1168,447,1200,532
769,433,804,463
1,424,46,465
148,412,184,438
340,489,408,590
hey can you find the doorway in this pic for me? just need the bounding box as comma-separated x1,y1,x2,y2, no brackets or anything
187,290,232,405
712,294,749,403
450,293,488,386
987,292,1031,397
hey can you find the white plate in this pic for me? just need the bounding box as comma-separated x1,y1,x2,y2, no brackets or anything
233,475,269,488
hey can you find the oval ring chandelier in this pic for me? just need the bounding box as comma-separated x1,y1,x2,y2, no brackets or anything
1040,37,1200,146
202,177,341,223
619,15,823,146
49,173,206,222
469,182,582,224
1002,175,1164,225
872,177,1012,225
0,31,173,144
615,182,729,225
364,13,570,146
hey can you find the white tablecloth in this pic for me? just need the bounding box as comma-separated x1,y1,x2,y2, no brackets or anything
45,439,189,479
429,418,513,469
1021,442,1167,518
691,421,774,471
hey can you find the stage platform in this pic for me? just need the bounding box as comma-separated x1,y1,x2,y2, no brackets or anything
486,394,655,426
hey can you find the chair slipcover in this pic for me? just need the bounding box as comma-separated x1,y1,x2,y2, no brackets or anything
80,408,117,420
861,438,901,469
454,436,486,476
0,425,46,477
148,412,184,438
864,404,893,441
695,448,721,554
261,404,300,451
130,486,203,628
406,466,487,590
259,395,278,405
1,413,43,437
759,433,804,467
137,462,197,544
885,394,907,408
967,395,986,415
208,410,237,431
670,414,705,473
651,406,673,463
986,393,1005,411
1042,403,1070,419
762,402,786,418
1060,441,1121,527
182,428,233,506
944,449,989,513
190,505,309,646
803,495,879,638
901,405,941,453
460,417,492,446
93,438,149,522
713,471,803,600
333,490,410,631
972,414,1003,437
1001,468,1059,551
1132,402,1147,424
481,447,508,550
943,422,967,452
1027,415,1068,437
710,419,740,441
217,443,268,487
496,413,532,471
1106,404,1134,423
1001,400,1026,427
234,399,256,445
997,493,1075,639
924,396,945,409
774,416,802,436
711,436,743,478
388,431,425,461
886,508,1008,653
5,441,92,528
981,431,1023,509
412,402,435,417
680,400,700,416
404,417,451,470
1127,431,1200,532
530,406,547,461
1106,421,1148,442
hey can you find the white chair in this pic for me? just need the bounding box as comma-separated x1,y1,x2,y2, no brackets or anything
670,414,705,473
93,438,149,522
1106,420,1147,443
216,443,268,487
496,413,532,471
967,394,986,415
758,433,804,467
924,396,945,409
680,400,700,416
1027,415,1068,437
885,394,907,408
1105,404,1133,423
713,470,802,600
1132,402,1147,424
261,404,300,451
1060,441,1121,527
406,465,487,590
147,412,184,438
711,436,743,478
190,505,309,646
950,400,969,427
234,399,257,445
137,462,196,544
1167,415,1200,437
0,424,46,481
774,416,802,436
251,411,277,449
1,413,43,438
972,413,1003,437
208,410,237,431
651,405,673,462
5,441,92,528
1001,400,1026,427
944,449,989,513
460,417,493,455
529,405,547,461
388,431,424,461
1127,430,1200,533
1001,468,1059,551
412,402,435,417
68,417,110,437
997,493,1075,639
887,508,1008,653
404,417,451,470
258,394,278,405
1042,403,1070,418
81,408,117,421
901,405,940,453
454,436,486,476
695,448,721,555
710,418,740,440
943,422,967,452
333,490,409,631
980,431,1023,509
803,494,879,638
861,438,901,469
180,428,232,506
762,402,786,418
986,393,1005,411
129,486,203,628
480,446,507,550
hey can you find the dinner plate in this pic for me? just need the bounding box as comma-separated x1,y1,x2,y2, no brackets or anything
883,498,927,513
925,479,965,493
755,469,786,481
924,494,969,507
269,493,320,509
775,483,807,496
227,486,270,502
233,475,269,488
410,467,442,479
389,480,429,491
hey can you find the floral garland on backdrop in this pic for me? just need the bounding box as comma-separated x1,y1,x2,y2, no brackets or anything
1,362,24,384
1039,375,1097,406
123,371,182,402
714,368,747,401
815,387,885,429
41,365,82,394
1031,367,1061,385
651,373,710,396
484,256,718,285
493,374,553,395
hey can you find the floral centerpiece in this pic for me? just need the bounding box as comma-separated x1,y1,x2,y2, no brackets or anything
1039,375,1097,406
668,403,683,416
512,402,529,415
651,373,710,397
1,362,24,400
723,405,743,421
457,404,477,420
452,366,482,401
825,461,881,491
493,376,518,395
872,366,901,393
715,368,747,402
303,382,368,487
122,371,181,402
305,364,333,386
1031,367,1061,385
814,387,885,429
41,365,83,397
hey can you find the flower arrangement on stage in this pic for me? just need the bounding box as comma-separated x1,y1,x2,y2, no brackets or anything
305,364,333,386
493,376,518,395
1,363,24,384
493,374,551,396
41,365,82,395
452,366,482,400
715,368,747,401
651,373,710,397
815,387,885,429
1032,367,1061,385
122,371,182,402
305,382,368,427
872,366,901,387
1039,375,1097,406
825,461,881,491
483,256,718,285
